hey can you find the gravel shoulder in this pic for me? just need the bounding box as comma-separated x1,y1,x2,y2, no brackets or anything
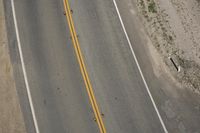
0,0,26,132
137,0,200,94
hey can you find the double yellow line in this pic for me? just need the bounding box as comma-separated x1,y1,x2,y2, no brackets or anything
63,0,106,133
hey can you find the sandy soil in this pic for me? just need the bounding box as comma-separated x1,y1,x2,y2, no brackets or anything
137,0,200,94
0,0,26,132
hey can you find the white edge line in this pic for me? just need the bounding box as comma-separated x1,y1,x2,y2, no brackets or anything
112,0,168,133
11,1,40,133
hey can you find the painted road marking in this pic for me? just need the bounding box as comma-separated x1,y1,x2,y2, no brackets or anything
11,0,40,133
112,0,168,133
63,0,106,133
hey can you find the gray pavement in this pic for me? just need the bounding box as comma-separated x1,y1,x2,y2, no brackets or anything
69,0,164,132
12,0,99,132
5,0,200,132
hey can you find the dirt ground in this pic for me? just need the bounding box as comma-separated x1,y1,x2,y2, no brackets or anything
137,0,200,94
0,0,26,132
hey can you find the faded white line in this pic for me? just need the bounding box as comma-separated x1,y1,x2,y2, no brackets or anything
11,0,40,133
112,0,168,133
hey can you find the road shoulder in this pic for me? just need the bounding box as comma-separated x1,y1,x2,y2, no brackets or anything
0,0,26,132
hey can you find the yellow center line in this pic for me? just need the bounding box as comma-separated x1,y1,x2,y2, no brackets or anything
63,0,107,133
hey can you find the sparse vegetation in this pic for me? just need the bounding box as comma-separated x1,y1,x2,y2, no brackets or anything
137,0,200,94
148,1,157,13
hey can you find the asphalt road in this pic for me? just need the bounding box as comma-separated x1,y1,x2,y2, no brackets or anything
11,0,165,132
6,0,200,133
68,0,165,132
12,0,99,132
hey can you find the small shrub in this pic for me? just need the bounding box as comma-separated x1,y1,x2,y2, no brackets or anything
148,1,157,13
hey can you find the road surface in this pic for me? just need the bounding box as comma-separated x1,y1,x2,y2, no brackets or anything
4,0,200,132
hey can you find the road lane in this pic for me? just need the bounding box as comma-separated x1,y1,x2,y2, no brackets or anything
12,0,99,132
63,0,106,132
112,0,167,131
69,0,165,132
